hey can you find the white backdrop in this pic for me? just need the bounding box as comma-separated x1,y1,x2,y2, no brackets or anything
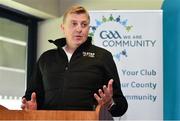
89,10,163,120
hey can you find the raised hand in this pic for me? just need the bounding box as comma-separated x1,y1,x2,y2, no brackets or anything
94,79,114,107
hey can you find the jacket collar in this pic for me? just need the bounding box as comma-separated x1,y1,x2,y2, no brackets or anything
48,37,92,50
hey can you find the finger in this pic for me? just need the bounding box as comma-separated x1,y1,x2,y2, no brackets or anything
22,97,27,104
108,79,114,93
98,89,105,99
31,92,37,103
94,93,102,104
21,104,26,110
103,85,109,95
21,98,27,110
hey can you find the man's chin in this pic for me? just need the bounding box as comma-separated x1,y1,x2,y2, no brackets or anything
74,40,85,45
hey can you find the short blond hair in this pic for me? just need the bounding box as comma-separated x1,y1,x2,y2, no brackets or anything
63,5,90,23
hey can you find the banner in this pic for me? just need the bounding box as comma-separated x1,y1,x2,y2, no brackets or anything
89,10,163,120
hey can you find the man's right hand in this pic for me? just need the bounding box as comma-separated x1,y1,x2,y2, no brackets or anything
21,92,37,110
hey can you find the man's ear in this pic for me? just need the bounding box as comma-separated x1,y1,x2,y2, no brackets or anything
60,24,64,31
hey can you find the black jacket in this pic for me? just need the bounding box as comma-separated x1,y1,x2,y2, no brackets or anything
24,37,128,117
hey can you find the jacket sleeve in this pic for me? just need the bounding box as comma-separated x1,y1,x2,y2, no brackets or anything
102,51,128,117
24,59,45,109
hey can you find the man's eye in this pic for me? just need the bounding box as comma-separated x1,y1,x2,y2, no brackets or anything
82,23,87,27
72,22,77,26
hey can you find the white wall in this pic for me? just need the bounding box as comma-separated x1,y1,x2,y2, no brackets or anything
59,0,163,15
37,17,64,57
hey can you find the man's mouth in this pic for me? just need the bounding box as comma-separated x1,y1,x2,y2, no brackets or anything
75,35,82,37
75,35,82,39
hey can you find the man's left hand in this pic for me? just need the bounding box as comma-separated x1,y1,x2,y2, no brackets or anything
94,79,114,107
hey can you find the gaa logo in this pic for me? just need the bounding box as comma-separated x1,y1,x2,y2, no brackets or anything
100,30,122,39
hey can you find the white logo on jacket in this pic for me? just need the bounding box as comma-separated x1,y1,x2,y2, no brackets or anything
82,52,95,58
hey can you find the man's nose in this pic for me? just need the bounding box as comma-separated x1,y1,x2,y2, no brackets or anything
76,25,82,32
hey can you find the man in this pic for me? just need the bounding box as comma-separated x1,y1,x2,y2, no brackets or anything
21,5,128,117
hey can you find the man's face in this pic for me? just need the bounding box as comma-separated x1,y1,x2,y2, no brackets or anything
61,13,90,48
